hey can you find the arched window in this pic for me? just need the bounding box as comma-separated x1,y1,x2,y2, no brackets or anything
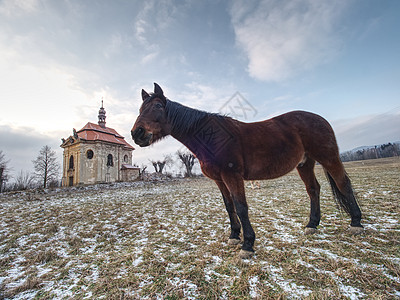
124,154,128,163
69,155,74,169
107,154,113,167
87,150,94,159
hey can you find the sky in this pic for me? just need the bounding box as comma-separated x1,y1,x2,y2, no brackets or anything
1,0,399,180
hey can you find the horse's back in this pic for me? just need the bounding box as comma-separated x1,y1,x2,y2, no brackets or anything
241,110,337,146
237,111,340,179
276,110,335,139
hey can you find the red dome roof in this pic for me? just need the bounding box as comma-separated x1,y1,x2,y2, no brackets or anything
76,122,134,150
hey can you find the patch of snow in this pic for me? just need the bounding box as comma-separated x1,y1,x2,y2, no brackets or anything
339,283,366,300
11,290,38,300
248,275,260,298
37,267,53,277
132,256,143,267
169,277,200,299
265,265,312,299
296,259,366,299
271,220,298,243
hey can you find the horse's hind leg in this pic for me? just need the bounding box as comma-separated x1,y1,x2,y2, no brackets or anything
324,163,363,234
297,157,321,234
215,180,241,245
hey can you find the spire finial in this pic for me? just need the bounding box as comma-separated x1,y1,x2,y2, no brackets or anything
98,98,106,128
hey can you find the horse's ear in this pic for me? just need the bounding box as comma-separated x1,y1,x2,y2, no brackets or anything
154,83,164,96
141,89,150,101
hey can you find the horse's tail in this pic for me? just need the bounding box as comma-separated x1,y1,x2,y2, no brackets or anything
324,170,357,216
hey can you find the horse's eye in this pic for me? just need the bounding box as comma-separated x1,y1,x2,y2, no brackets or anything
154,103,163,109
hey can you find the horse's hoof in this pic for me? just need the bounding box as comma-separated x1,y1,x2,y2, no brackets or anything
305,227,317,235
349,226,364,235
228,238,241,246
238,249,254,259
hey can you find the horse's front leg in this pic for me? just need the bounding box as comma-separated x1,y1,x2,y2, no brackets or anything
221,173,255,259
215,180,241,245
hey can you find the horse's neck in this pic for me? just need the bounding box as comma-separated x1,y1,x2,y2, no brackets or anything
166,100,207,154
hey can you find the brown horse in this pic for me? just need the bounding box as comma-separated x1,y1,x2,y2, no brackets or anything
131,83,363,259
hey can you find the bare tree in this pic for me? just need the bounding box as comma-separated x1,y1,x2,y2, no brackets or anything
151,160,160,173
140,164,147,175
161,154,174,173
33,145,60,188
0,150,11,192
150,155,174,174
177,151,197,177
13,171,36,191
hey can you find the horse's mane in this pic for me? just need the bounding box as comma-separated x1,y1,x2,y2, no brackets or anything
144,92,229,137
165,99,225,137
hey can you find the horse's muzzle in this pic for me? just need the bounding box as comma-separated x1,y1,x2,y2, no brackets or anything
131,127,152,147
131,127,144,140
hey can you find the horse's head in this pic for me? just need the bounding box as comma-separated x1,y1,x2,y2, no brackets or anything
131,83,171,147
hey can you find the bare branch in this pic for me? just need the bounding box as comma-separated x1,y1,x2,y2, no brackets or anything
32,145,60,188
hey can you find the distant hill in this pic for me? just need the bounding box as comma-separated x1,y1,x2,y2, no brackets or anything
340,142,400,162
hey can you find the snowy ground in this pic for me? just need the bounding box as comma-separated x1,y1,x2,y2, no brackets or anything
0,158,399,299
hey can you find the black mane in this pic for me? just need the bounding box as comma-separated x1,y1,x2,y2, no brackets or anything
165,99,224,137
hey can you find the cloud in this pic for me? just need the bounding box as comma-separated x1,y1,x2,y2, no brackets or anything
133,0,183,46
141,51,160,64
333,111,400,151
0,125,63,179
230,0,351,81
0,49,97,133
103,33,123,59
0,0,39,16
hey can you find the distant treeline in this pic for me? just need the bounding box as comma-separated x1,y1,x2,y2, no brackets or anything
340,142,400,162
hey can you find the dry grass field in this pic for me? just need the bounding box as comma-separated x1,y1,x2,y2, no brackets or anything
0,157,399,299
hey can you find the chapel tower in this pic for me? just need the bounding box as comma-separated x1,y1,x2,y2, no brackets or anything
98,99,106,128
